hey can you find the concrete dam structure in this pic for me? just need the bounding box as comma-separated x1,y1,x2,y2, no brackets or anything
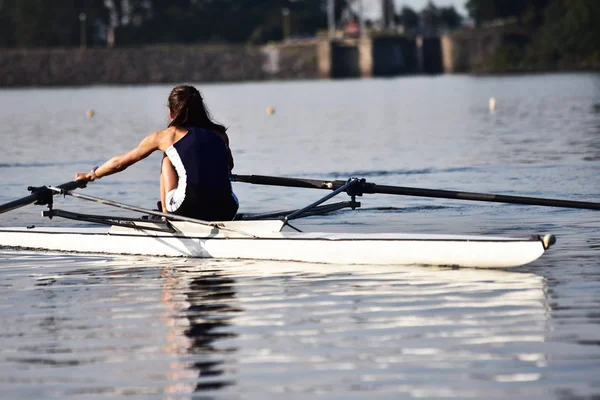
0,28,513,87
317,35,443,78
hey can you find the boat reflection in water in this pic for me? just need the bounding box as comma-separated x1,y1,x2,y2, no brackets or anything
0,252,552,399
161,260,551,398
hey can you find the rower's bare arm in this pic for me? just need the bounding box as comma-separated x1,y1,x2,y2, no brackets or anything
75,131,163,181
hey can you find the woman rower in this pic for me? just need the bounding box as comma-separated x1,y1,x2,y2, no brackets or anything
75,85,238,221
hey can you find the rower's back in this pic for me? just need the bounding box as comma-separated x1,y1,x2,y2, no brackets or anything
165,126,238,221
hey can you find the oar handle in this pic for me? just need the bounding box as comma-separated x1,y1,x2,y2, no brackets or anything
0,180,87,215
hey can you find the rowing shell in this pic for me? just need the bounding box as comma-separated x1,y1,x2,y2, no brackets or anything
0,220,554,269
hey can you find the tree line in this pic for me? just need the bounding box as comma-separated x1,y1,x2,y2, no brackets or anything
0,0,464,48
0,0,597,70
466,0,600,70
0,0,345,47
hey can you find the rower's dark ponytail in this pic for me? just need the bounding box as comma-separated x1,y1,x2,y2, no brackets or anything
168,85,227,134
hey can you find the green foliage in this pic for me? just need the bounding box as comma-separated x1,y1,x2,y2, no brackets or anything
467,0,600,71
478,43,527,73
0,0,465,48
466,0,551,28
398,2,462,32
397,6,419,30
438,6,462,30
0,0,15,46
0,0,107,47
0,0,344,47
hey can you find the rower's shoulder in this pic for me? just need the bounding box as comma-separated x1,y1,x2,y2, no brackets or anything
154,126,178,138
150,126,180,147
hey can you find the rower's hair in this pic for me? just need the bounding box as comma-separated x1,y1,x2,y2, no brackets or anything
167,85,227,134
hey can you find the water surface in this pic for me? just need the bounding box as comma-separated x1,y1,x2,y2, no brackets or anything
0,74,599,399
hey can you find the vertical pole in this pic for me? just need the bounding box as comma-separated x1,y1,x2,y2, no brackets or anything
327,0,335,39
107,26,115,48
382,0,395,29
358,0,365,37
79,13,87,50
282,8,290,40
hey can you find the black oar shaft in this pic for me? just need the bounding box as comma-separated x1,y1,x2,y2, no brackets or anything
0,193,40,215
0,180,85,215
232,174,341,190
367,185,600,210
232,174,600,211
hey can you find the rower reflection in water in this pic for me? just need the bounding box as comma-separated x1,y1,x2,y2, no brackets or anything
183,271,241,392
75,85,238,221
161,266,241,393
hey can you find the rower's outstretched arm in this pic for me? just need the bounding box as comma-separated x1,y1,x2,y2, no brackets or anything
76,131,162,181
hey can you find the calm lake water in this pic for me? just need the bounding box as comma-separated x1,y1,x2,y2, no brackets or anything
0,74,599,399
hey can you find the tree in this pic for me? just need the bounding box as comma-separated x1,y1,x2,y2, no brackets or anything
438,6,462,30
0,0,348,47
396,6,419,31
466,0,551,27
419,1,462,32
420,1,440,30
382,0,395,29
0,0,107,47
532,0,600,64
113,0,345,45
519,0,552,31
0,0,16,46
466,0,496,26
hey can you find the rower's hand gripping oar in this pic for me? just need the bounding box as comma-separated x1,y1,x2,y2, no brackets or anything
231,174,600,211
0,180,88,215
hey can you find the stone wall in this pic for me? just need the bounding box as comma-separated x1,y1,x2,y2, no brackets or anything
0,44,319,87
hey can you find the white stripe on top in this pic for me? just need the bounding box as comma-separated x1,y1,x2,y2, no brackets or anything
164,145,187,212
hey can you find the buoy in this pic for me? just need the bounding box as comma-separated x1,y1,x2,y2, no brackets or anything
489,97,497,112
266,107,275,115
86,109,95,118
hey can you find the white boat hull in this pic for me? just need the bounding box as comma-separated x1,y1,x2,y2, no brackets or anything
0,222,551,269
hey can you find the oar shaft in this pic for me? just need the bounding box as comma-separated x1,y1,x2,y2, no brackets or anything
56,190,256,237
367,185,600,210
59,191,208,224
232,174,340,190
0,193,40,214
232,174,600,211
0,180,85,215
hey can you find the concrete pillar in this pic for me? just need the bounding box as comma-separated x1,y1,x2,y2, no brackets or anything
440,32,469,73
358,37,373,77
317,39,332,78
440,34,454,73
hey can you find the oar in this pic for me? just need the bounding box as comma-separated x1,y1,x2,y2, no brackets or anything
44,188,258,237
231,174,600,211
0,180,87,215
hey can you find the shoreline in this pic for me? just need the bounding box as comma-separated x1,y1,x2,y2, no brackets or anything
0,45,598,89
